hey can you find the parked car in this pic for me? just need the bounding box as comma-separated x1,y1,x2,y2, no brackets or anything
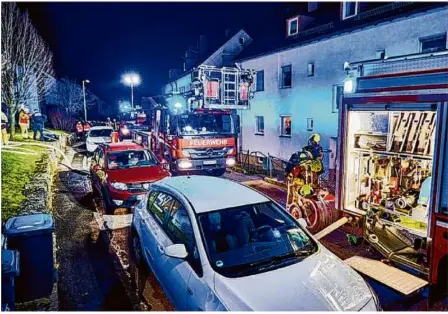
90,141,170,214
86,126,114,153
131,176,380,311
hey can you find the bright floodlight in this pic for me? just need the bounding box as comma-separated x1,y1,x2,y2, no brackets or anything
122,73,141,86
174,102,182,108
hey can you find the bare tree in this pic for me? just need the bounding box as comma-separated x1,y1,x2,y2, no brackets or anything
1,2,54,137
48,77,99,117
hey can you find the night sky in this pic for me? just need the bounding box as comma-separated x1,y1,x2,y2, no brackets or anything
19,2,286,110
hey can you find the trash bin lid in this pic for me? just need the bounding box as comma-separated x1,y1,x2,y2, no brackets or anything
1,249,20,276
4,213,55,237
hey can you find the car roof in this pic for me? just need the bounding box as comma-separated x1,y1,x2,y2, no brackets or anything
106,142,144,152
155,175,269,213
90,126,113,131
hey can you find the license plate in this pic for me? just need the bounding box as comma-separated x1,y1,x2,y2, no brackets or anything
203,160,217,165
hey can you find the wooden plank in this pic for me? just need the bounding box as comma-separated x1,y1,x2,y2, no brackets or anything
345,256,428,295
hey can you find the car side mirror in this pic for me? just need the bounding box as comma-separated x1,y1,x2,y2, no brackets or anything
164,244,188,259
298,218,308,229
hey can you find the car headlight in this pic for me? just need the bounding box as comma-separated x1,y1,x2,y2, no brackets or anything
226,157,236,167
142,183,150,190
178,160,193,169
121,129,129,135
111,182,128,190
364,282,381,311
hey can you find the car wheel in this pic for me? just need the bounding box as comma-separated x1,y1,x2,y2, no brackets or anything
131,228,144,267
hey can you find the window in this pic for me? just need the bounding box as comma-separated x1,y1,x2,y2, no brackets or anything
281,65,292,88
256,70,264,91
287,17,298,36
420,34,447,53
149,192,173,225
308,2,319,12
307,62,315,77
239,37,245,45
376,49,385,59
307,118,314,131
166,200,202,275
342,2,358,20
332,85,344,113
255,116,264,135
280,116,292,136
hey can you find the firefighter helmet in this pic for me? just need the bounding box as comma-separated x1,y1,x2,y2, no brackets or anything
308,133,321,146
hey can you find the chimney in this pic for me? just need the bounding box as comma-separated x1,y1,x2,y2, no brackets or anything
184,48,197,71
198,35,208,60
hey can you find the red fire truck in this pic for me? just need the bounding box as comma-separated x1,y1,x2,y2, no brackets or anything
147,65,255,176
337,51,448,299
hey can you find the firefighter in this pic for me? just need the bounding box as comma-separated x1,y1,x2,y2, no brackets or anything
75,121,84,140
19,106,30,139
1,109,9,145
83,120,91,135
113,118,119,131
31,109,46,142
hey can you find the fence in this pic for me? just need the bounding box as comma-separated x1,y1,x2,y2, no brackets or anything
237,149,336,195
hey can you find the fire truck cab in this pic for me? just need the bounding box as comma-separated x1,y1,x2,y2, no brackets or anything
149,65,255,176
338,51,448,298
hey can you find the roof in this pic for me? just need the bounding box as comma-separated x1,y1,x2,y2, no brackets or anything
106,142,144,152
236,3,446,63
90,126,114,130
155,175,269,213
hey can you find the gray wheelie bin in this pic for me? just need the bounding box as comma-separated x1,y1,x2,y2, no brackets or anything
4,213,55,302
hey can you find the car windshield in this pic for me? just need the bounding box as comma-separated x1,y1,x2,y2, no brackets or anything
107,150,158,169
198,201,317,278
178,114,233,135
89,129,112,137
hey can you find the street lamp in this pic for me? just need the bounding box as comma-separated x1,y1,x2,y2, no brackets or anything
121,73,141,109
82,79,90,121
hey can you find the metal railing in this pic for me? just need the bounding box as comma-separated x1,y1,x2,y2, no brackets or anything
237,149,337,195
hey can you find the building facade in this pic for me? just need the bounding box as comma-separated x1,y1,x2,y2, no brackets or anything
237,3,448,166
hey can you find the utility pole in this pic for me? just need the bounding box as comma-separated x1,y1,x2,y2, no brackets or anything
82,79,90,121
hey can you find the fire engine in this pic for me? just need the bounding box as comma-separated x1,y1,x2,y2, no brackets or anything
146,65,255,176
336,51,448,299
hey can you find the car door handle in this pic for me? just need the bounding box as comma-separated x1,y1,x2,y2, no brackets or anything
158,245,164,253
187,287,193,296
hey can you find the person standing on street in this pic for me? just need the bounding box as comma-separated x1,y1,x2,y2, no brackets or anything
75,121,84,140
31,109,46,141
113,118,119,131
106,117,112,127
83,120,91,136
19,107,31,139
1,109,9,145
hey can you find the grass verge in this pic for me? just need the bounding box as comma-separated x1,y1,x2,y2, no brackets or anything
1,144,46,220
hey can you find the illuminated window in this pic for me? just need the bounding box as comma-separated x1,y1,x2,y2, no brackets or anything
332,85,344,113
287,17,298,36
255,116,264,134
307,62,315,77
342,2,358,20
280,116,292,136
420,34,447,53
307,118,314,131
256,70,264,91
281,65,292,88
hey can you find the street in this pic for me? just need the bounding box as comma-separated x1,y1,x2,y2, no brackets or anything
51,142,447,311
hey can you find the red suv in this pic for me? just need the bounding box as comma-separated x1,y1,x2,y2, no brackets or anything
90,142,170,214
